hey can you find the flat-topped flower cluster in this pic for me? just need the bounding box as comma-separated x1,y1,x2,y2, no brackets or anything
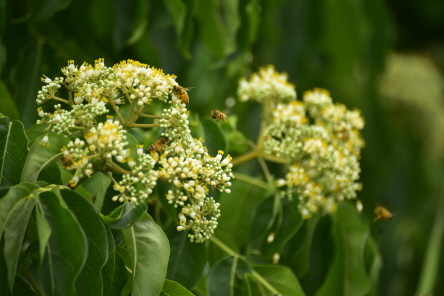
238,66,364,218
36,59,232,242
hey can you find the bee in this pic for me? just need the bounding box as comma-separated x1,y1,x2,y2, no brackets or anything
211,109,227,124
172,85,194,105
61,153,73,168
147,137,169,153
374,206,393,221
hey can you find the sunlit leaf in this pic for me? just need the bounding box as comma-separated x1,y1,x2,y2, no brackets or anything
253,265,305,296
162,279,195,296
166,229,207,290
0,117,28,186
59,188,109,296
316,202,371,296
37,191,88,296
21,133,69,183
94,171,112,211
100,201,147,230
122,213,170,296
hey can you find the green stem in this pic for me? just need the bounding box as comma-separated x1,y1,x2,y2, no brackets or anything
25,269,45,296
51,95,70,105
139,113,163,119
233,172,273,191
417,179,444,295
130,123,161,128
232,149,258,166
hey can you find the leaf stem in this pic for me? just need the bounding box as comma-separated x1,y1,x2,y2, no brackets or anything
231,150,258,166
233,172,273,191
130,123,161,128
139,113,163,119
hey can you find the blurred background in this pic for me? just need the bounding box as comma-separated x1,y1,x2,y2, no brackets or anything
1,0,444,295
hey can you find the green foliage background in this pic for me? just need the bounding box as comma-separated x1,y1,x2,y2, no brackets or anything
1,0,444,295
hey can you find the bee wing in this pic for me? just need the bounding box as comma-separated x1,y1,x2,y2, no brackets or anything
183,87,195,91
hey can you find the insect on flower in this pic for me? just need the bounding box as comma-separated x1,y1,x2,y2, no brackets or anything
147,137,169,153
172,85,194,105
61,153,74,168
374,206,393,221
211,110,227,124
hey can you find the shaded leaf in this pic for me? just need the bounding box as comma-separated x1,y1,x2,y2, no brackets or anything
0,117,29,186
21,133,69,183
122,213,170,296
37,163,62,185
207,256,252,296
3,194,36,289
316,202,371,296
202,118,228,156
102,227,128,296
101,201,147,230
60,188,109,296
215,180,267,248
167,228,207,290
0,82,19,121
37,191,88,296
30,0,71,22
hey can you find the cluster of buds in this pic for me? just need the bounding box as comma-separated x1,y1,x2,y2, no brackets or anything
36,59,233,242
238,66,364,218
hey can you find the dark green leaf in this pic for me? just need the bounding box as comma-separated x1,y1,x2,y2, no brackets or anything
25,123,49,146
167,228,207,290
3,194,36,289
122,213,170,296
215,180,267,249
21,133,69,183
261,198,303,258
100,201,147,230
102,227,128,296
364,236,382,296
207,256,252,296
250,194,280,250
0,117,29,186
59,188,109,296
37,163,62,185
0,82,19,121
30,0,72,22
253,265,305,296
202,118,228,156
316,202,371,296
37,191,88,296
162,279,196,296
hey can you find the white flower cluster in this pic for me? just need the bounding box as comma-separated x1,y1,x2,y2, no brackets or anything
159,100,233,242
36,59,233,242
265,89,364,218
237,65,296,103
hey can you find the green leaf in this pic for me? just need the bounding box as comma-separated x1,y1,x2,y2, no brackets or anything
101,226,128,296
59,188,109,296
162,279,195,296
26,123,49,146
316,202,371,296
0,117,29,186
250,194,280,250
207,256,252,296
166,229,207,290
0,184,38,237
261,198,303,258
30,0,71,22
164,0,187,36
37,191,88,296
94,171,112,211
21,133,69,183
253,265,305,296
37,163,62,185
100,201,147,230
122,213,170,296
35,201,51,262
364,236,382,296
215,180,267,249
0,82,19,121
3,194,36,289
202,118,228,156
